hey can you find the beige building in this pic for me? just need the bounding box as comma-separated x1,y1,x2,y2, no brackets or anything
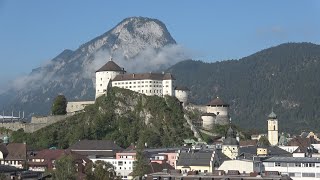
218,159,261,174
222,126,239,160
267,110,279,146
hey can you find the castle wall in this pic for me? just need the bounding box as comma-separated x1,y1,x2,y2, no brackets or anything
31,114,72,124
0,115,71,133
66,101,95,114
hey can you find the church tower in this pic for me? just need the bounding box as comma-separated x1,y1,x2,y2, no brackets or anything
95,57,125,99
222,126,239,159
267,109,278,146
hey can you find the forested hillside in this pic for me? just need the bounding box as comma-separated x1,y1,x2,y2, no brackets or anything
12,87,193,149
168,43,320,133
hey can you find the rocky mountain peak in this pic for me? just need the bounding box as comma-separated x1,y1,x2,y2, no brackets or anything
80,16,176,58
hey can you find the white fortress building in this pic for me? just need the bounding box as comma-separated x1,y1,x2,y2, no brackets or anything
67,57,189,114
94,58,190,103
201,97,230,130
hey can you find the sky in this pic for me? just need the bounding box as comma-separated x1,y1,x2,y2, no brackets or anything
0,0,319,86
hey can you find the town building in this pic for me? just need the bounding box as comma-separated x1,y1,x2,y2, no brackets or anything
0,142,27,169
267,110,279,146
176,150,215,173
222,126,239,160
262,157,320,179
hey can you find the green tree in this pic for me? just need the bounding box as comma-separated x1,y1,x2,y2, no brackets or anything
51,95,67,115
85,160,119,180
52,155,76,180
132,141,149,178
258,136,271,147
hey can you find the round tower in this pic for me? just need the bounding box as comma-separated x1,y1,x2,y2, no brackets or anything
174,86,189,106
201,113,216,130
267,109,279,146
222,126,239,159
95,57,126,99
206,97,229,125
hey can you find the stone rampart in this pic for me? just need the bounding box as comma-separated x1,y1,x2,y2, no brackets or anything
0,114,72,133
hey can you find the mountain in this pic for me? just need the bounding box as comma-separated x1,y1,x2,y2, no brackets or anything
168,43,320,133
0,17,178,116
11,87,193,149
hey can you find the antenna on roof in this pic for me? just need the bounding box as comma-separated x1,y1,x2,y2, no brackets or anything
109,56,113,61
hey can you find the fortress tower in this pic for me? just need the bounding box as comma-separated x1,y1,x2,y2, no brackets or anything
267,109,279,146
174,86,189,106
95,57,125,99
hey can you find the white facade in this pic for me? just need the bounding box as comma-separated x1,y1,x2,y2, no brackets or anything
222,145,239,160
279,146,299,153
175,89,189,105
218,159,261,174
96,71,123,99
201,115,215,130
268,119,278,146
262,158,320,180
207,106,228,116
90,157,134,179
112,79,171,97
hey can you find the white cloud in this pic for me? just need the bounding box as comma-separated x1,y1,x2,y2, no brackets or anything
85,44,192,77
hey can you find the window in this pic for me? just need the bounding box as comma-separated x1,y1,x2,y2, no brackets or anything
149,81,152,83
126,82,128,84
100,84,102,86
129,82,131,84
118,161,123,166
275,162,281,167
295,163,301,167
150,90,151,93
302,173,315,177
281,163,287,167
101,78,102,80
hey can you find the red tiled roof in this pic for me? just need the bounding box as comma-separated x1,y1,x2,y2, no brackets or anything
30,149,64,160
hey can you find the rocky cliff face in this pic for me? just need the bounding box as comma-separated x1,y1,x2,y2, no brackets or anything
0,17,181,116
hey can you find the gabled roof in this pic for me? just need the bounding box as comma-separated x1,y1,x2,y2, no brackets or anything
207,97,229,106
69,140,123,151
176,151,213,166
96,60,124,72
239,146,291,157
6,143,27,160
30,149,64,160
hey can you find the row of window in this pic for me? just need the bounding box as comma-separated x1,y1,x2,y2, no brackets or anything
271,162,318,167
287,172,320,177
114,81,163,85
114,85,168,88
